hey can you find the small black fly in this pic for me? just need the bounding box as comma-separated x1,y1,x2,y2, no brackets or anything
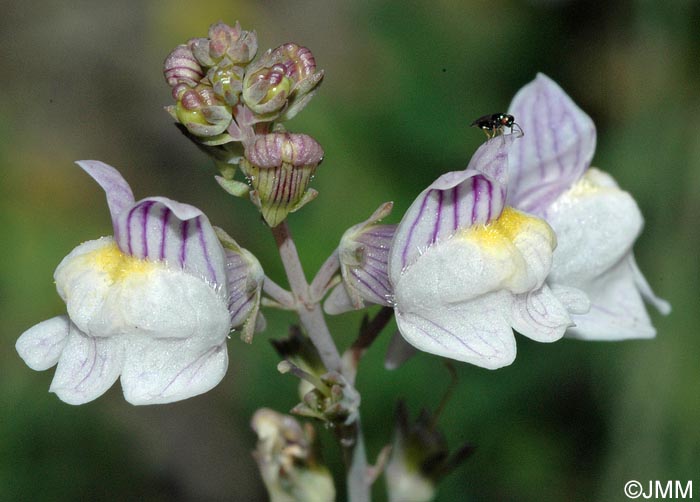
471,113,523,139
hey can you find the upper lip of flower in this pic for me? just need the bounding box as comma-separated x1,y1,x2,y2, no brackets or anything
505,73,597,216
76,160,230,294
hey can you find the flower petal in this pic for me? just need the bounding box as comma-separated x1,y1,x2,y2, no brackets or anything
54,237,116,335
465,133,518,185
507,73,596,215
49,325,125,405
389,134,516,279
566,256,660,340
103,266,232,342
510,284,572,342
343,224,395,306
113,197,227,289
333,203,395,311
549,284,591,315
120,339,228,405
631,256,671,316
394,292,517,369
546,168,643,289
75,161,135,232
389,137,516,278
224,246,264,342
392,208,555,311
16,316,71,371
389,170,505,281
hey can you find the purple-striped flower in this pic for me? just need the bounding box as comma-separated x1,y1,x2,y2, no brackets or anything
389,137,579,369
16,161,261,405
506,74,670,339
324,202,395,314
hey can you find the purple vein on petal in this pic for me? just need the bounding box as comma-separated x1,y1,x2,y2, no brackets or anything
365,253,389,268
356,262,391,292
125,205,140,256
401,193,430,270
140,201,154,258
75,337,98,389
432,190,443,243
453,184,460,230
422,315,497,357
159,207,171,260
196,217,217,284
180,219,189,267
471,177,479,224
230,295,253,323
487,179,493,221
159,345,223,396
351,268,389,303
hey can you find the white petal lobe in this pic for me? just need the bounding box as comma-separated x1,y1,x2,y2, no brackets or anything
16,316,71,371
50,326,124,405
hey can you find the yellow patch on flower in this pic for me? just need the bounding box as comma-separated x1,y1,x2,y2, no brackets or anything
81,242,162,283
465,207,555,250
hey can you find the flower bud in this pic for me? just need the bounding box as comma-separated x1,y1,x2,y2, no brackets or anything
189,22,256,106
251,408,335,502
190,21,258,68
163,44,204,92
166,83,233,139
208,63,246,106
240,132,324,227
242,43,324,121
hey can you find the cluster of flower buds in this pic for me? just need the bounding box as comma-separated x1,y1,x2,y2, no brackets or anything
251,408,335,502
273,328,361,429
164,21,325,227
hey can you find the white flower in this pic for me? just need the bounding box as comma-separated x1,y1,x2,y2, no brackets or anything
388,137,578,369
506,73,670,339
16,161,262,405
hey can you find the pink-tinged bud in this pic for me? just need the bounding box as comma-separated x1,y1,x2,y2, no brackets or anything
163,44,204,91
240,133,324,227
167,84,233,138
207,63,245,106
190,21,258,68
242,43,324,121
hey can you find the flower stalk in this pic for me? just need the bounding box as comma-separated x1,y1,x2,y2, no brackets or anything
271,221,371,501
271,221,341,373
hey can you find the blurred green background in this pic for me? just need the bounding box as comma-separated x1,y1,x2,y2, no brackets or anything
1,0,698,500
